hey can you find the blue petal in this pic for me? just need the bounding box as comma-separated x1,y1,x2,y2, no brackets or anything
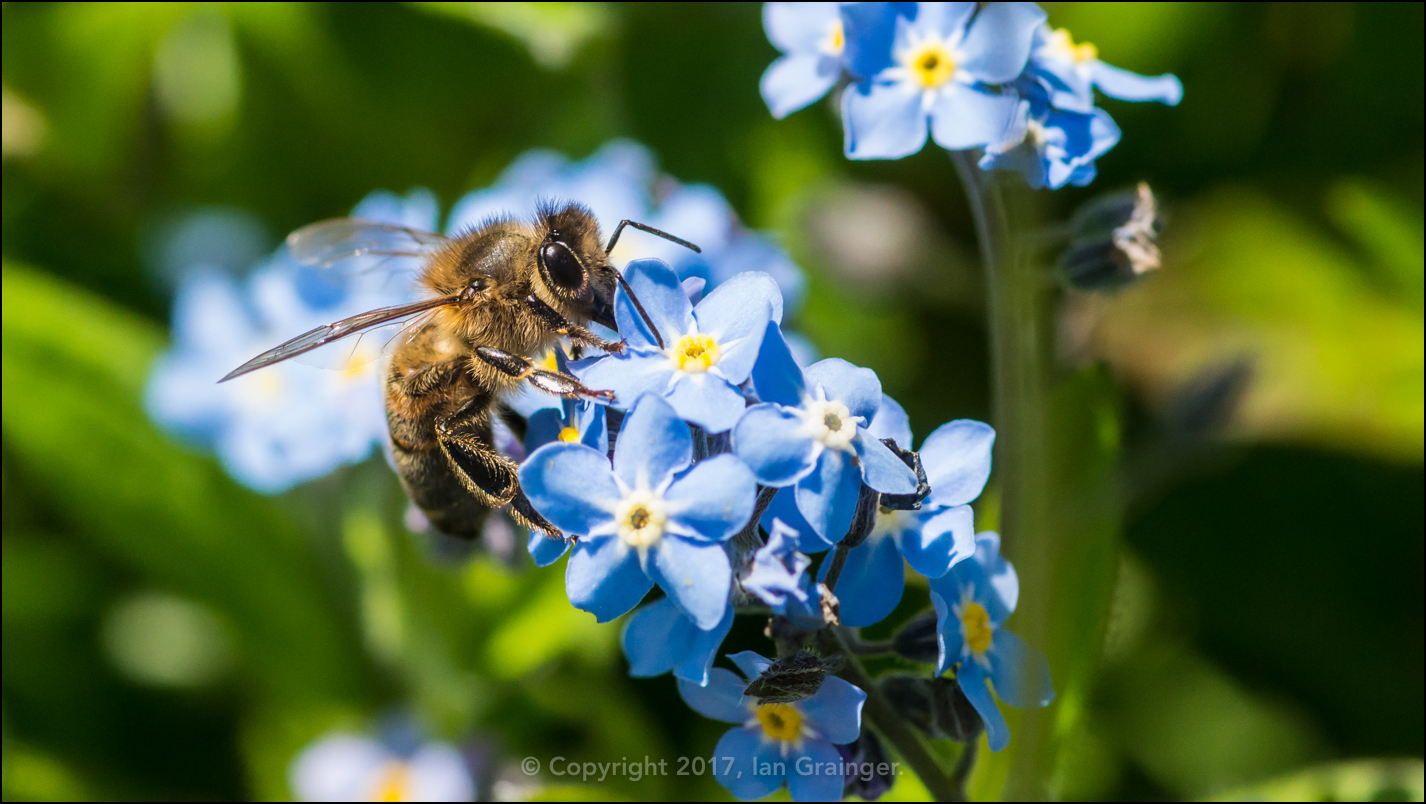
930,587,964,675
524,408,564,453
576,403,608,452
921,419,995,507
903,505,975,578
787,739,845,802
840,2,901,80
761,488,834,554
663,372,748,433
974,531,1019,617
959,661,1010,752
733,404,818,487
957,1,1046,83
853,430,918,494
728,650,773,681
929,83,1020,151
762,53,840,119
912,2,976,39
576,352,673,411
527,531,571,568
1091,61,1183,105
565,537,652,622
664,454,758,542
749,322,807,407
797,676,866,744
804,358,881,422
679,667,753,723
695,272,780,384
612,393,692,490
617,258,695,349
821,533,904,627
988,628,1055,709
623,598,733,686
518,443,619,536
743,518,812,608
649,536,733,630
795,449,862,542
842,80,928,160
714,727,786,800
866,393,912,447
764,1,840,53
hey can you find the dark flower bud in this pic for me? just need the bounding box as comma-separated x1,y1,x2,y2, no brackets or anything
743,650,830,704
837,728,895,801
879,676,935,736
892,611,940,665
931,676,983,743
1060,182,1162,290
877,438,930,511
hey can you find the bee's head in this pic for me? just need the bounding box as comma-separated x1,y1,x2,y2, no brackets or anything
534,202,619,329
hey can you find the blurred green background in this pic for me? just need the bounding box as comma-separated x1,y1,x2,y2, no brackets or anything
2,2,1421,801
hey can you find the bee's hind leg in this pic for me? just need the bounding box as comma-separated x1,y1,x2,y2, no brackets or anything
474,345,616,403
436,406,563,537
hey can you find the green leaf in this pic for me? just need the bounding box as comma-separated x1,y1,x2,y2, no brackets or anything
1,263,367,700
1207,758,1424,802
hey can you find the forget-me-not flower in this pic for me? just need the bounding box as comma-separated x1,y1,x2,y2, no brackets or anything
734,324,918,541
978,86,1121,190
760,2,848,119
742,518,831,630
622,598,735,686
840,2,1046,159
821,395,991,626
519,393,757,629
678,651,866,802
289,728,474,802
1023,25,1183,114
928,531,1054,752
146,188,435,492
577,260,780,433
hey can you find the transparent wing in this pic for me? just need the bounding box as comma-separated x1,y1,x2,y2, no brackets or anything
287,218,450,268
220,294,460,382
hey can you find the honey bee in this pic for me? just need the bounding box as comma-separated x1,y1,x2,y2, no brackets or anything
221,203,698,540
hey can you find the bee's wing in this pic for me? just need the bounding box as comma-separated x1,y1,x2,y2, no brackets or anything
220,294,461,382
287,218,450,267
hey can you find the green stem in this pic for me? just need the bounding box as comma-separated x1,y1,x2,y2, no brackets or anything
827,629,961,802
951,152,1055,797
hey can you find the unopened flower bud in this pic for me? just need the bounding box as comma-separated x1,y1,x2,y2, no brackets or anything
1060,182,1162,289
743,649,830,703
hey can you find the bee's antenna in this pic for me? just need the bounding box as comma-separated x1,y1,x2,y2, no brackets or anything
604,220,702,256
615,270,666,350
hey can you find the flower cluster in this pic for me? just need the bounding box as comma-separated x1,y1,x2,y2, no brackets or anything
760,2,1181,187
515,257,1050,800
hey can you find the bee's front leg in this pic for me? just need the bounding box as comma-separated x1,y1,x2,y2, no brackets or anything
524,295,626,355
474,345,616,403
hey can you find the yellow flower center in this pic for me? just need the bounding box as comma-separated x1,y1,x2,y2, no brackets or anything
906,41,957,89
615,490,666,549
960,601,994,654
757,703,803,741
671,333,721,373
820,19,845,56
1047,28,1098,63
557,426,580,443
541,348,560,373
370,762,412,801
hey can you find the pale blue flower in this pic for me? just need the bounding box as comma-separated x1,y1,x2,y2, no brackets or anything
841,2,1046,159
1023,25,1183,113
289,729,474,801
927,532,1053,752
622,598,735,686
978,87,1121,189
519,394,757,629
679,651,866,802
760,2,849,119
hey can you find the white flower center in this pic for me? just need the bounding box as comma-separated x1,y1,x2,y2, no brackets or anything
872,505,916,538
615,488,667,549
797,387,864,453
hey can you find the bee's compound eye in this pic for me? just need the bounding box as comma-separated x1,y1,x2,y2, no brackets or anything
540,240,585,291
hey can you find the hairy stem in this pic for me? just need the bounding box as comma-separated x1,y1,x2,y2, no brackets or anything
827,629,960,802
